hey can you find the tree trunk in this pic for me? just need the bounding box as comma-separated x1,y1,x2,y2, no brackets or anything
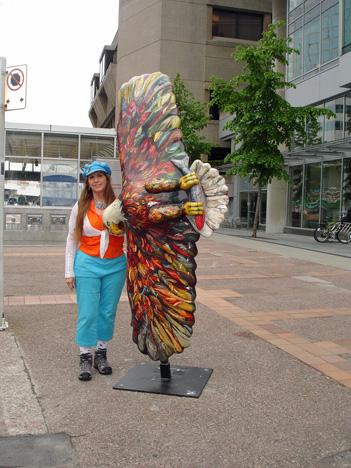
252,183,261,238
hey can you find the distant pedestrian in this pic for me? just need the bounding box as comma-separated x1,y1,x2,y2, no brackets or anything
65,161,126,381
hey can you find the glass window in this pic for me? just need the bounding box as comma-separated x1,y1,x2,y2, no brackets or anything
308,104,324,145
321,3,339,64
42,160,78,207
90,74,99,103
288,28,303,80
303,163,321,228
324,98,344,142
44,134,78,159
99,47,116,85
247,192,257,228
80,136,115,159
4,157,41,206
288,165,303,227
240,192,248,228
260,192,267,225
305,0,321,11
289,0,304,12
304,17,321,73
212,9,264,41
289,3,304,23
321,160,342,222
345,94,351,137
342,159,351,213
305,5,320,23
343,0,351,50
5,131,41,157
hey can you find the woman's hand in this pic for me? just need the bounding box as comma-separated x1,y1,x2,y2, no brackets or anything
66,277,75,291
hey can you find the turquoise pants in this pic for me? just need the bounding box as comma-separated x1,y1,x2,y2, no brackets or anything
74,250,127,347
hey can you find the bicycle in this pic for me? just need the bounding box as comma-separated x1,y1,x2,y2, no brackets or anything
313,217,343,243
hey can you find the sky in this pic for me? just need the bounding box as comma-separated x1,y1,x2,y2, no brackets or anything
0,0,119,128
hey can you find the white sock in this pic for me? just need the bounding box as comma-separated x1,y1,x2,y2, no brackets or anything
80,346,91,354
97,340,108,350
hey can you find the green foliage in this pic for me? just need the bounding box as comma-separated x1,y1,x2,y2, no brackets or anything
209,21,335,187
173,73,218,162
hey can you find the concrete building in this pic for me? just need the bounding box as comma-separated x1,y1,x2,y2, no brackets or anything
89,0,272,165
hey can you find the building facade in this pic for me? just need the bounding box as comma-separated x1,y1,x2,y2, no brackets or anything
89,0,272,165
281,0,351,233
4,123,121,244
220,0,351,234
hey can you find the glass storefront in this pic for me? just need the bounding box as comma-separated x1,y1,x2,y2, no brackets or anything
240,191,267,228
287,165,303,227
4,127,117,208
302,162,321,228
42,160,78,207
5,157,41,206
287,157,351,228
321,160,342,221
342,159,351,210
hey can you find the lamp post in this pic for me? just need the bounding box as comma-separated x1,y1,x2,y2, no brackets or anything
0,57,8,330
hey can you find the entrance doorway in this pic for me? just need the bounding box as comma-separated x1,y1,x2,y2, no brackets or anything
240,191,266,228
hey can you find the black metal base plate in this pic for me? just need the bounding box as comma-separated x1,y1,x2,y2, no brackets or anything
113,363,213,398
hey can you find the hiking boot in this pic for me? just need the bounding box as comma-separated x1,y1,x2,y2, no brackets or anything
78,353,92,381
94,349,112,375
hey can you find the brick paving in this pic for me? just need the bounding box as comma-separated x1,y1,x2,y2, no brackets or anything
2,234,351,468
4,236,351,389
196,238,351,389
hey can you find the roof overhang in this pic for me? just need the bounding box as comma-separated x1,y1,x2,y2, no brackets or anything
284,137,351,165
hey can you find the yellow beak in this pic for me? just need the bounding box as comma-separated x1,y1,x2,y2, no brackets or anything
110,221,124,235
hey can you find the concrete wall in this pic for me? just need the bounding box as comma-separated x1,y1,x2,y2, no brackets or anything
4,207,71,246
115,0,272,148
116,0,163,90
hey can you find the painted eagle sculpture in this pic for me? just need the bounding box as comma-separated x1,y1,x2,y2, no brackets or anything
103,72,229,363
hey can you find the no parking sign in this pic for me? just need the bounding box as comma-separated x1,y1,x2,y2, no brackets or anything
5,64,27,111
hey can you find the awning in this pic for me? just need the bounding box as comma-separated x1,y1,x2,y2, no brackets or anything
284,136,351,164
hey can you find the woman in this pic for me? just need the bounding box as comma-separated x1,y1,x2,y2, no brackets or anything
65,161,127,381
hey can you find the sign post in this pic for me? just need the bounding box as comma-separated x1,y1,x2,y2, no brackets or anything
4,64,27,111
0,57,8,330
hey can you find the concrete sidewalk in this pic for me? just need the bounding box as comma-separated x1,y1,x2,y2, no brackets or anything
1,232,351,468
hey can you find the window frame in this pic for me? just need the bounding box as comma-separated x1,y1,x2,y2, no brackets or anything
212,7,265,42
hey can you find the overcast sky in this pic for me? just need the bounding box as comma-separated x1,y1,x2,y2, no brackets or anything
0,0,119,128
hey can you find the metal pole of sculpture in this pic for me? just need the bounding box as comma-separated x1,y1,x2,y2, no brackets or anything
103,73,229,397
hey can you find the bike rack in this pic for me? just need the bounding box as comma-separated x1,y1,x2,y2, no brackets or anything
338,222,351,233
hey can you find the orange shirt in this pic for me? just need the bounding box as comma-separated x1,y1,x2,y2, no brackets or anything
79,201,124,259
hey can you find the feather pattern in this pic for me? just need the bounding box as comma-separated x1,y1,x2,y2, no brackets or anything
113,72,228,362
117,73,200,362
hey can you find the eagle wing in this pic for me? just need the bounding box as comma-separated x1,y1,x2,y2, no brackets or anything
116,72,227,362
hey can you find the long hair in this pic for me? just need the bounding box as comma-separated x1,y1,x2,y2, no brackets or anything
74,173,116,241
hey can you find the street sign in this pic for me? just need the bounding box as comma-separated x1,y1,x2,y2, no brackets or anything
4,64,27,111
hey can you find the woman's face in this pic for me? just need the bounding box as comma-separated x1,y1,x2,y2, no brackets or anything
87,171,107,197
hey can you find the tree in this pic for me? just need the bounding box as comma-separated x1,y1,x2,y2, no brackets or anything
173,73,218,163
210,21,335,238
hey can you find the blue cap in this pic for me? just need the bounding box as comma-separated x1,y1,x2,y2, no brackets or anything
81,161,112,179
